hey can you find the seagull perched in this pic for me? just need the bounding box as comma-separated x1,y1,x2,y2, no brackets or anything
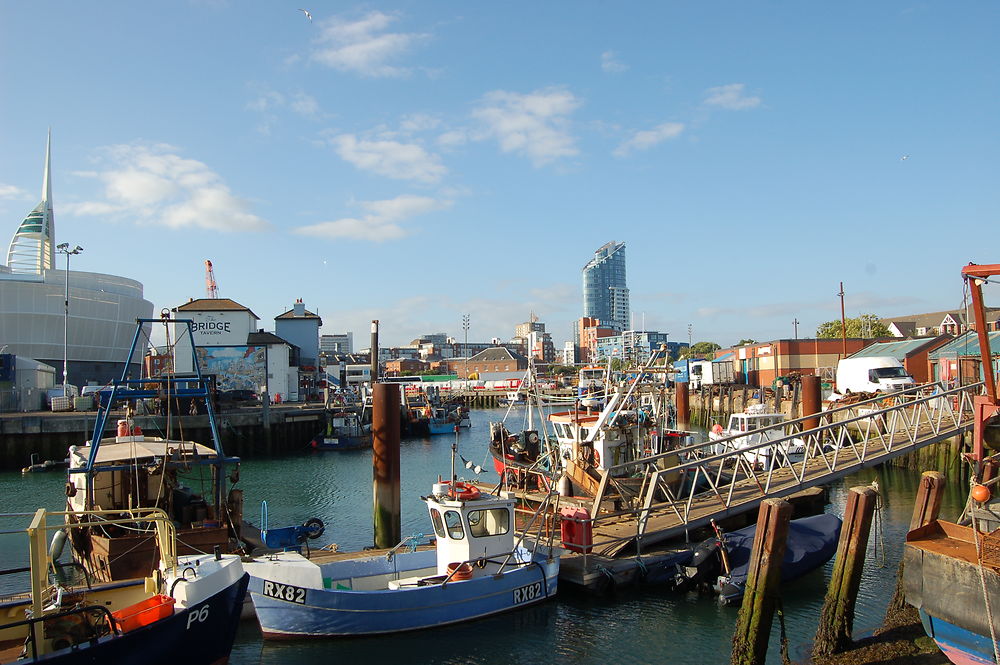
297,8,312,22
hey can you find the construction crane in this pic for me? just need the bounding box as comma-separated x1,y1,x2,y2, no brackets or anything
205,260,219,299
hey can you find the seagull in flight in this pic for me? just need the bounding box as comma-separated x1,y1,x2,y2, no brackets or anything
900,154,910,161
297,8,312,22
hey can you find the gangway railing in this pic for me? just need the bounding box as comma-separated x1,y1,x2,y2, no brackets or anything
570,381,979,558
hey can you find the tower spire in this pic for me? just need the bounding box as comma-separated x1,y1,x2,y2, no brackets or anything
44,128,54,268
6,131,56,274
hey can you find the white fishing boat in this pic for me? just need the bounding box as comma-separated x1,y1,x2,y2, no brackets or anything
708,404,807,469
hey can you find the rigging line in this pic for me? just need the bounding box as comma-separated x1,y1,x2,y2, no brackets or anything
971,508,1000,665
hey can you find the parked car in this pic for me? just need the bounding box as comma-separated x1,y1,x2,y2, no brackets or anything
219,389,258,404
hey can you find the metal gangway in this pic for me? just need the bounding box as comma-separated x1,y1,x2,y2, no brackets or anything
582,381,979,557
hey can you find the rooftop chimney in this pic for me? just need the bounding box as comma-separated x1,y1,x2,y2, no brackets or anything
293,300,305,317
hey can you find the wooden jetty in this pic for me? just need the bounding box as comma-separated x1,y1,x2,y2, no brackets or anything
490,382,978,591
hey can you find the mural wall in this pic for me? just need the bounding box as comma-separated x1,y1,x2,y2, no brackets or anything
195,345,266,392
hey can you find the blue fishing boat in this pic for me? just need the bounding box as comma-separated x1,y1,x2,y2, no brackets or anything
244,482,560,638
0,507,248,665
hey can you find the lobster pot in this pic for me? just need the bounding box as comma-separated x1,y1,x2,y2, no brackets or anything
50,396,72,412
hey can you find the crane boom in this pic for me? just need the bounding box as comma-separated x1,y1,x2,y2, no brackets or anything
205,260,219,299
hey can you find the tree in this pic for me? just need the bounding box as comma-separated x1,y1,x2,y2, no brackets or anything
678,341,721,359
737,339,757,346
815,313,891,339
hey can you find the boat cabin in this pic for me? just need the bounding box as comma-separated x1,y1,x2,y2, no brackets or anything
66,435,233,581
424,486,518,577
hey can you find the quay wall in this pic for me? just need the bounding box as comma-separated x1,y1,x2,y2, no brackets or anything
0,407,325,471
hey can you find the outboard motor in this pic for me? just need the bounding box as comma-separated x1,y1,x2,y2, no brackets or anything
674,535,724,591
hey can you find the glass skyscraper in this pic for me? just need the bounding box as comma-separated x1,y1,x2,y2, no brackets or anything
582,241,629,332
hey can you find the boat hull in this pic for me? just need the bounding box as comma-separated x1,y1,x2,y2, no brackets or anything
427,420,457,435
904,520,1000,665
310,434,370,451
7,573,249,665
249,557,559,638
919,609,998,665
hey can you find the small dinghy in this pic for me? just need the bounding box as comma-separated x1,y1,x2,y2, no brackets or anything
676,513,842,604
244,481,561,638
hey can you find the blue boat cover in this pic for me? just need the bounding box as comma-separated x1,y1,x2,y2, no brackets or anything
720,513,842,603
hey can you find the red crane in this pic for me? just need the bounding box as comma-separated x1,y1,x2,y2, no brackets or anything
960,262,1000,464
205,260,219,299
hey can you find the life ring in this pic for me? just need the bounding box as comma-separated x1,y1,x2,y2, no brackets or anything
592,449,601,467
441,480,481,501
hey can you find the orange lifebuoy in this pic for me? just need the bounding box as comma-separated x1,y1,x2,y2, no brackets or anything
592,449,601,467
441,480,481,501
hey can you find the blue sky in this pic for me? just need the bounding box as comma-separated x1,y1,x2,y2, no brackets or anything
2,1,998,349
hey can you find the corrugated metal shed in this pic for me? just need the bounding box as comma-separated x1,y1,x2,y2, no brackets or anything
929,331,1000,358
848,338,939,360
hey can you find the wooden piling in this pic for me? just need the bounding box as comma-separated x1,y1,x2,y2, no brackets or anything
801,375,821,431
676,382,690,430
884,471,946,616
372,383,401,549
812,486,878,658
731,498,793,665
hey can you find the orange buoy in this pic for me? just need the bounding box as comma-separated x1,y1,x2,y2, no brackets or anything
972,484,991,503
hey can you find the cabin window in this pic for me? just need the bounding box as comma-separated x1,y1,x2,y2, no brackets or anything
443,510,465,540
429,509,446,538
467,508,510,538
580,428,589,439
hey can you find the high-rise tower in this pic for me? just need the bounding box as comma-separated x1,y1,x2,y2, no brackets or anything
582,241,629,332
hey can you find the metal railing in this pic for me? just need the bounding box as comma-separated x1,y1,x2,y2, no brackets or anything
565,381,979,558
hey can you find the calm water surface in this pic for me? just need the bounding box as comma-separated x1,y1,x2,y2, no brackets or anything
0,407,968,664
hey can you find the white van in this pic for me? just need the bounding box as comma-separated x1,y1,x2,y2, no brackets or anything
835,357,916,394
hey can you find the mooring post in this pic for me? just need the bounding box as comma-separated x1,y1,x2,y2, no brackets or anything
801,374,821,431
885,471,946,615
731,498,793,665
675,381,690,430
812,485,878,658
372,382,401,549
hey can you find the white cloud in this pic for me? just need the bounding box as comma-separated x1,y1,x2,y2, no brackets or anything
601,50,628,73
329,133,447,183
703,83,761,110
0,183,28,200
614,122,685,157
437,129,469,149
310,11,428,77
294,194,450,242
65,143,269,232
472,88,581,167
289,92,319,116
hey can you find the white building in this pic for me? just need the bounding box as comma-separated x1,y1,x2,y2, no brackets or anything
171,298,296,401
0,133,153,385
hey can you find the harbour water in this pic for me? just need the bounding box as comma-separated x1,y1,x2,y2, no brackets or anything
0,407,967,664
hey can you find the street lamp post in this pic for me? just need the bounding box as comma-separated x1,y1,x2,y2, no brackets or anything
56,243,83,396
462,314,470,380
